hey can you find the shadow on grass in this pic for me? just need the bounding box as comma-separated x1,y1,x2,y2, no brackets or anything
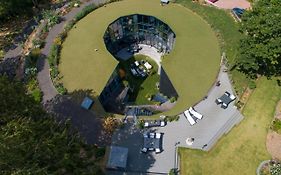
45,89,113,146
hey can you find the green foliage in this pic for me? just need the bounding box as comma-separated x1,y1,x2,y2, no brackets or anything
169,168,178,175
169,96,177,103
95,147,106,158
271,119,281,134
48,43,60,67
0,75,105,174
0,0,36,22
74,4,97,22
0,76,44,124
238,0,281,76
270,162,281,175
26,78,42,103
248,80,256,90
42,10,60,29
0,49,4,60
137,119,145,129
32,38,45,49
166,115,180,122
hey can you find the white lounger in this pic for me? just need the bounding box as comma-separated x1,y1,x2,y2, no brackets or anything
184,110,196,126
189,107,203,120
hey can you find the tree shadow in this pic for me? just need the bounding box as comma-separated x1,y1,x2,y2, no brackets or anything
44,90,112,146
108,121,158,174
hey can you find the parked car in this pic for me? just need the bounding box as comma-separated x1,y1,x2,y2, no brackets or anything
232,7,245,18
144,120,166,128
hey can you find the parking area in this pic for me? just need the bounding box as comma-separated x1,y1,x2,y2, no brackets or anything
108,65,244,174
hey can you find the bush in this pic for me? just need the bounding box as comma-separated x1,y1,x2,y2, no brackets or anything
42,10,60,28
270,162,281,175
271,119,281,133
75,4,97,21
138,119,145,129
248,80,256,89
166,115,180,122
169,168,178,175
170,96,177,103
31,88,43,103
32,39,45,49
48,44,60,67
56,83,67,95
95,147,106,158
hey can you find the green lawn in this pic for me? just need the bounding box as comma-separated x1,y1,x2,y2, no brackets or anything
59,0,221,116
176,0,250,96
117,54,160,105
179,77,281,175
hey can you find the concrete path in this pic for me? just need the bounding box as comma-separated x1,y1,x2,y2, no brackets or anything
110,64,244,173
116,44,163,74
36,0,105,103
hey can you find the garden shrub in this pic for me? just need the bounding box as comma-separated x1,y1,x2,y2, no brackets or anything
248,80,256,89
42,10,60,29
271,119,281,134
95,147,106,158
48,44,60,67
170,96,177,103
270,162,281,175
75,4,97,21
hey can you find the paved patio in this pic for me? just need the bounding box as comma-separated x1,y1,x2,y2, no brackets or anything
109,64,244,174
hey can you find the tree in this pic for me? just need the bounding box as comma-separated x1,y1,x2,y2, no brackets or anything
0,76,105,174
237,0,281,76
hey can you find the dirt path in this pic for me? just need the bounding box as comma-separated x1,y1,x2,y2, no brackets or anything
266,131,281,160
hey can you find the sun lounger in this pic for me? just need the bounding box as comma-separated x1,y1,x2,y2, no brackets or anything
155,148,161,153
184,110,196,126
189,107,203,120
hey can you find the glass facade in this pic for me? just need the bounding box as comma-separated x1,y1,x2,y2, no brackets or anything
104,14,176,55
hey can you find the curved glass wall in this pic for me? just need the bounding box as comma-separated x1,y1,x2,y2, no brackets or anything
104,14,176,55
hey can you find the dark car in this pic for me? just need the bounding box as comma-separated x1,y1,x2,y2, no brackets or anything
232,7,245,18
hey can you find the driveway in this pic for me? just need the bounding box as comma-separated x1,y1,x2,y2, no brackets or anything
109,64,244,174
211,0,251,9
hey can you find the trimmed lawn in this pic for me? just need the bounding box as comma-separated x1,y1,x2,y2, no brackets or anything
176,0,250,96
117,54,160,105
179,77,281,175
59,0,221,116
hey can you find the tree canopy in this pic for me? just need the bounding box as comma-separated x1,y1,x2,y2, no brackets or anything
0,0,49,22
0,76,104,174
237,0,281,76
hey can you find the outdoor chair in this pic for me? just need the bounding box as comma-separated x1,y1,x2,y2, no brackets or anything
141,147,147,153
155,148,161,154
150,133,155,138
184,110,196,126
156,133,161,139
189,107,203,120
